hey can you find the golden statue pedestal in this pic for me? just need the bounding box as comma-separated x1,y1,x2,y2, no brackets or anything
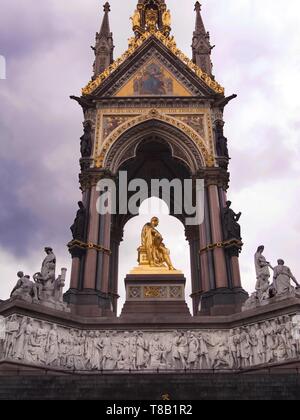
121,263,190,319
120,219,191,318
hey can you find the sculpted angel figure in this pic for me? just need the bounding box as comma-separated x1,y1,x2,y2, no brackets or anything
131,9,141,28
162,9,171,27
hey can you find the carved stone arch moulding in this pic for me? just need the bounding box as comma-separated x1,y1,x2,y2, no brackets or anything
107,125,197,174
95,110,215,172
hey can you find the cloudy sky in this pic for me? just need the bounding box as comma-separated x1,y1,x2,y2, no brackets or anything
0,0,300,312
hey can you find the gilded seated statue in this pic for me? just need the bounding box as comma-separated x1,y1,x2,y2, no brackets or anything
138,217,175,271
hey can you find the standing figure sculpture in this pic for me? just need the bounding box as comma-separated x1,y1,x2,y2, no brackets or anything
215,121,229,158
80,121,93,158
222,201,242,241
141,217,175,270
131,9,141,28
273,259,299,296
41,247,56,283
70,201,87,241
162,9,171,27
255,246,273,302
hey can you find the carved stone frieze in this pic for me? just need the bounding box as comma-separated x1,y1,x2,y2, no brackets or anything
1,314,299,372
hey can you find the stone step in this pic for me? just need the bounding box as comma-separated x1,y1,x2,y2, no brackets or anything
0,374,300,400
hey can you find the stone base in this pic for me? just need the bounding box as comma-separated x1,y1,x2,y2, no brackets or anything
198,288,249,316
121,274,191,319
2,297,300,378
243,289,300,312
63,289,115,318
1,371,300,400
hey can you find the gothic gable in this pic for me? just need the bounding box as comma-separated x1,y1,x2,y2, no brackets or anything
82,35,224,98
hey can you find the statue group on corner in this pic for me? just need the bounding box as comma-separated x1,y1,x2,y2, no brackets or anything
10,247,69,312
243,246,299,310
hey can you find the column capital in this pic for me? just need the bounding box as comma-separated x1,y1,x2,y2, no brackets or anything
185,225,200,243
196,167,230,190
79,168,116,191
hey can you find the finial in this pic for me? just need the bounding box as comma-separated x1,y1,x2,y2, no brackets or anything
103,2,110,13
194,2,201,12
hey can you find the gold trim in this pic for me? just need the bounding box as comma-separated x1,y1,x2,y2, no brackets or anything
82,31,224,96
68,240,111,256
200,239,243,254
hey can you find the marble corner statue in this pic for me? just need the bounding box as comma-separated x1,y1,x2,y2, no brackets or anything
255,245,273,302
9,248,69,313
273,260,299,296
243,247,300,311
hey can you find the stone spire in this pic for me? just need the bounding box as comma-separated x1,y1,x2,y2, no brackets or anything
192,2,213,75
92,2,114,79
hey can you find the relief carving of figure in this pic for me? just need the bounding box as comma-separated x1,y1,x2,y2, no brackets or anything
4,315,19,359
149,335,163,369
228,329,238,369
14,317,28,360
85,331,95,370
35,322,48,364
46,324,59,366
264,321,275,364
170,331,181,369
101,331,113,370
94,331,103,370
187,333,199,369
213,335,230,369
74,331,85,371
255,324,266,365
136,332,148,370
118,332,131,370
177,332,188,369
198,333,211,370
239,328,252,368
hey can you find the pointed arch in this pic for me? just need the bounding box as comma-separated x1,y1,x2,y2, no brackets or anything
95,110,214,172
